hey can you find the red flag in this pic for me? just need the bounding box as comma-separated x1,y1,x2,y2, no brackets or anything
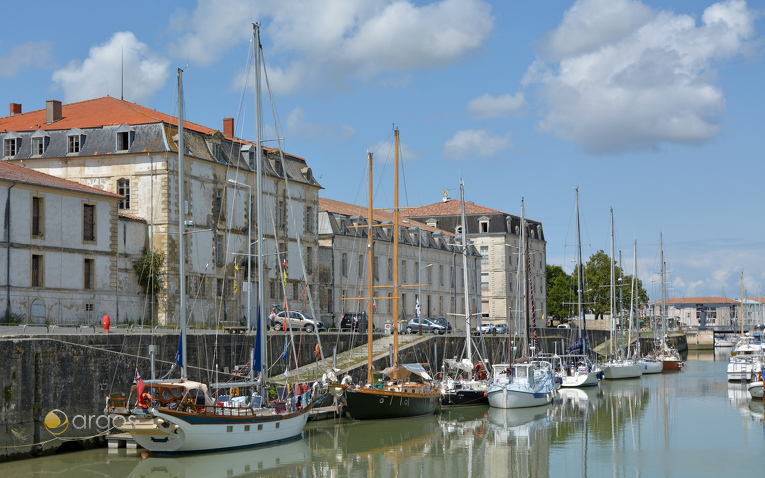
136,369,147,408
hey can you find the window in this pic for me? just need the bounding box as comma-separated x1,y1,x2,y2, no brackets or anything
4,135,19,157
187,276,205,297
450,266,455,288
32,197,44,237
341,253,348,277
358,255,364,278
68,134,80,153
217,278,225,297
480,246,488,263
401,260,407,282
327,288,333,313
215,189,223,219
427,266,432,284
439,265,444,286
32,254,43,287
277,201,285,228
373,256,379,280
479,219,489,233
305,206,312,233
117,179,130,210
387,292,392,313
270,281,276,299
83,204,95,241
455,225,462,235
215,235,224,265
292,282,299,299
84,259,94,289
116,125,134,151
32,137,45,156
212,143,221,160
306,247,312,274
387,259,393,281
481,273,489,289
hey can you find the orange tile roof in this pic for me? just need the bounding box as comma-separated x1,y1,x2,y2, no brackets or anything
647,296,741,306
319,197,453,236
0,96,306,162
0,161,123,199
402,199,504,217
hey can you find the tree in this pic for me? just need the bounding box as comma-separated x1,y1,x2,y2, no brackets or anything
133,247,165,295
546,265,573,320
581,250,648,320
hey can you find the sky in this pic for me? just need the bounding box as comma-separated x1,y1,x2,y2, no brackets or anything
1,0,763,303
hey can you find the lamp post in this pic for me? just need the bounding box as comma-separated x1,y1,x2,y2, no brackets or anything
228,179,252,331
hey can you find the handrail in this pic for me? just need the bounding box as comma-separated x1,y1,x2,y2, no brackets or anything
154,325,179,332
22,324,49,333
50,324,80,333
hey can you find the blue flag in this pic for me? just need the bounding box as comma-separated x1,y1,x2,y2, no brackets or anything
175,335,183,368
253,307,262,373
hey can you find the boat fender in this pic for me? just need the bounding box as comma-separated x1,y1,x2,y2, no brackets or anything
554,376,562,384
597,371,605,380
315,344,321,358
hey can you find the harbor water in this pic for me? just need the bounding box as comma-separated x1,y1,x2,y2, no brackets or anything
3,350,765,477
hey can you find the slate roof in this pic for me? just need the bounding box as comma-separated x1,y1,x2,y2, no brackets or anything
0,160,123,199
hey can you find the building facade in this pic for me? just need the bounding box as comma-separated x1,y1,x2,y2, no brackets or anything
1,98,321,326
0,160,134,324
403,196,547,327
642,296,765,330
318,198,482,332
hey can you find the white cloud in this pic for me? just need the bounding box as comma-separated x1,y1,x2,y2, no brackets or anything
52,32,170,104
171,0,493,95
442,129,512,159
467,92,526,119
286,107,355,141
0,41,53,77
522,0,758,154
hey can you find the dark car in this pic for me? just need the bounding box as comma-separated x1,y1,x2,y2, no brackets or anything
405,317,447,335
340,312,368,332
273,310,325,333
430,318,453,334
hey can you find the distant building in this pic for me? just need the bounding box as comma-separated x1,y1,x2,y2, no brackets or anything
1,98,321,326
639,296,765,329
0,160,133,324
402,195,546,326
318,197,481,331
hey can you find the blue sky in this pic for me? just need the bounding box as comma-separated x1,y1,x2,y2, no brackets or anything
1,0,763,302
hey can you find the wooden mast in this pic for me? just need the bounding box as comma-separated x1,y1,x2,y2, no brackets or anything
367,151,374,383
392,128,400,365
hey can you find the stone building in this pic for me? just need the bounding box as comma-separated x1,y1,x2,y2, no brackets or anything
0,98,321,326
642,296,765,330
0,160,139,324
318,197,482,332
403,195,546,326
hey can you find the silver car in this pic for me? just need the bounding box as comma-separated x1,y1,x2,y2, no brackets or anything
273,311,325,333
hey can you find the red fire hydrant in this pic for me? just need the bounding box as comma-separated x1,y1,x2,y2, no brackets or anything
103,315,110,332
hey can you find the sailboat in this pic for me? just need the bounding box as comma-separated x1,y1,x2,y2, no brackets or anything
340,131,440,420
632,240,662,374
486,199,556,409
439,179,490,405
727,272,761,381
655,233,683,371
601,208,643,380
555,188,602,388
106,25,311,453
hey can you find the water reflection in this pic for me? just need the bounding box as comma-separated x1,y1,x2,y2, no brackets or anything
128,437,311,478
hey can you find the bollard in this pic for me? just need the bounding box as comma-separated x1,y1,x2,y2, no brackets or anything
103,315,110,332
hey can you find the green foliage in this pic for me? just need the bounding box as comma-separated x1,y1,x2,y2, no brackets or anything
2,311,25,325
133,248,165,295
547,250,649,320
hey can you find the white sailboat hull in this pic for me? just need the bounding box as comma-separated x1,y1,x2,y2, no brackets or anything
749,381,764,399
639,359,664,374
121,406,310,453
602,361,643,380
559,370,600,388
487,363,555,409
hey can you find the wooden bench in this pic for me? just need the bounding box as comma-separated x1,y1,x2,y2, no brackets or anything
221,321,247,334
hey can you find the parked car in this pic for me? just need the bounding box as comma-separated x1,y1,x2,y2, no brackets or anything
340,312,368,332
273,311,325,333
478,323,496,334
494,323,509,334
430,318,453,334
557,323,571,329
405,317,447,335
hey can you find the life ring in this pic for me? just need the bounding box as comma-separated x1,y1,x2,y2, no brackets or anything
315,344,321,358
231,387,240,397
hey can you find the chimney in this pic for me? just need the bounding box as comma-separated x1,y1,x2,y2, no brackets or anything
46,100,62,124
10,103,21,116
223,117,234,137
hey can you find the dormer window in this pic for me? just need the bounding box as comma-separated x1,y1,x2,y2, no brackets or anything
31,130,49,156
426,219,437,228
116,124,135,151
455,225,463,235
478,216,490,233
3,131,20,158
212,143,220,160
67,128,85,154
241,144,256,170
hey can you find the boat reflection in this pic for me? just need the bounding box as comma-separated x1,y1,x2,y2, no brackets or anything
127,437,311,478
728,382,751,408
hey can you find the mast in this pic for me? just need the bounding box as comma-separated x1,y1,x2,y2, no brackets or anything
660,233,666,350
520,199,528,354
253,24,266,399
575,188,585,346
740,271,744,337
459,180,472,361
610,208,615,358
177,68,187,380
392,128,400,365
366,152,374,383
629,240,637,357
